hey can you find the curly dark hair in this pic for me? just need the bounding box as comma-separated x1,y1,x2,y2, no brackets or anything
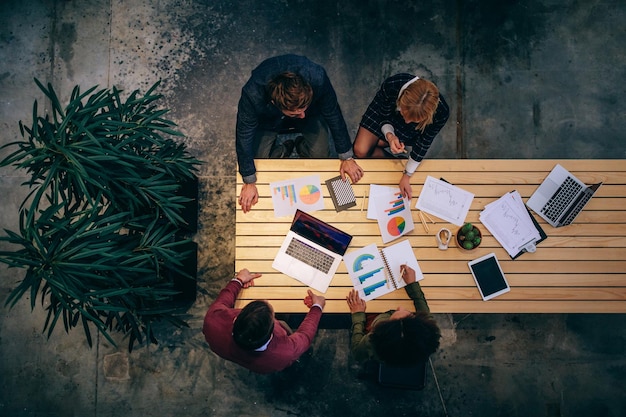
370,312,441,366
232,300,275,350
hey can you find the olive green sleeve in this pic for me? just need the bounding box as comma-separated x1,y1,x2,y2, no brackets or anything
350,312,376,362
405,281,430,313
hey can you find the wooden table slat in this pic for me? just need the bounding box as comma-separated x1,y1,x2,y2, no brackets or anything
235,300,626,314
224,272,626,288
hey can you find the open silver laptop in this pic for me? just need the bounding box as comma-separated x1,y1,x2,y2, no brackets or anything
273,209,352,293
526,164,602,227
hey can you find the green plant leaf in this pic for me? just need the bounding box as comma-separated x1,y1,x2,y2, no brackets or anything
0,79,200,351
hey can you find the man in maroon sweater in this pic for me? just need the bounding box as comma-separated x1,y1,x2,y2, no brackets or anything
203,268,325,374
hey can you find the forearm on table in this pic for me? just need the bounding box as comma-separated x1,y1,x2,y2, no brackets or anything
405,281,430,313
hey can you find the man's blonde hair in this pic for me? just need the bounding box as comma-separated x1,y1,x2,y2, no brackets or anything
268,72,313,111
397,79,440,132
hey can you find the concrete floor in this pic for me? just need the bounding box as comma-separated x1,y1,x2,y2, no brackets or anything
0,0,625,416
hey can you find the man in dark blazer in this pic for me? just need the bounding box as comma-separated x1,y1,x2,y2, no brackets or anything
236,54,364,213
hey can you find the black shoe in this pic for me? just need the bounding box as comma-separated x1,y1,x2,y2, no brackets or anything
293,135,305,157
281,140,295,158
270,139,295,158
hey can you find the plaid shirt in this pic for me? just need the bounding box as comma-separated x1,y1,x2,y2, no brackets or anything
360,73,449,162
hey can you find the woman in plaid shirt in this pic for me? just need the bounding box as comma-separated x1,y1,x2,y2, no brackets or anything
353,73,449,198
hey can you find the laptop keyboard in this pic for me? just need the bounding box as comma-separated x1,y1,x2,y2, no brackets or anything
560,190,593,225
286,238,334,274
541,176,583,222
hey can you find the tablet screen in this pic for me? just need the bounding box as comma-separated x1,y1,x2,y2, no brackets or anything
468,253,510,300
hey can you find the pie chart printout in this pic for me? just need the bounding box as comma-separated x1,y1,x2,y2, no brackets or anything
387,216,406,236
269,175,325,217
299,184,321,205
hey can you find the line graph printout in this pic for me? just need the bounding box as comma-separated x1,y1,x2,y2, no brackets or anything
415,176,475,226
270,175,325,217
480,191,541,257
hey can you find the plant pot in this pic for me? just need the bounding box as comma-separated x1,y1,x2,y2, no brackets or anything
164,240,198,308
177,175,199,234
456,223,482,251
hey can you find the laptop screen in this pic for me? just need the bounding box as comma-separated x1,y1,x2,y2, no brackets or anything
290,210,352,255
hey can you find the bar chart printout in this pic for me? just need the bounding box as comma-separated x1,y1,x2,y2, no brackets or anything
270,175,325,217
343,240,423,301
374,189,415,243
344,244,390,301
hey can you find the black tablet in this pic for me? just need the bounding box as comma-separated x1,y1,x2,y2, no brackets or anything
468,253,510,301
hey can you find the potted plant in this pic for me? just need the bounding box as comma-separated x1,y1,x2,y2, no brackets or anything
456,222,482,251
0,79,201,350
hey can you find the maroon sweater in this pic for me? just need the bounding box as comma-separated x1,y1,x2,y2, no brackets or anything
203,280,322,373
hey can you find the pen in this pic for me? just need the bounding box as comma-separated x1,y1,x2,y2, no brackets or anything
361,189,367,212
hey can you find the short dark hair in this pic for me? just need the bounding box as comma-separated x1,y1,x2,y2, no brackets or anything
370,312,441,366
232,300,275,350
268,72,313,111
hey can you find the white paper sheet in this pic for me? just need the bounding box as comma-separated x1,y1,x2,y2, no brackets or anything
366,184,397,219
480,191,541,257
270,174,325,217
415,176,474,226
374,188,415,243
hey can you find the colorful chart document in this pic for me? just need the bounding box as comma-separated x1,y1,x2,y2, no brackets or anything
374,187,415,243
270,175,325,217
415,176,474,226
343,240,423,301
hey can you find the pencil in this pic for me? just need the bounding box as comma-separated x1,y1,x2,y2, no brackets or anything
418,210,429,233
422,210,436,224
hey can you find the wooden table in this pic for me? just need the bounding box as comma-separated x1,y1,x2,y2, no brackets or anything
235,159,626,313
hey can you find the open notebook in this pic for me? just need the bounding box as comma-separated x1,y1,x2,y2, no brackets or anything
343,239,422,301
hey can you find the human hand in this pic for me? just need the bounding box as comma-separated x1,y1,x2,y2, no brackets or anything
400,264,416,285
340,159,364,183
235,269,262,288
346,289,366,313
239,183,259,213
304,289,326,309
387,134,406,154
399,174,413,199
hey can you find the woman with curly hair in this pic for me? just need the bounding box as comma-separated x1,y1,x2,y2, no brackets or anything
346,265,441,366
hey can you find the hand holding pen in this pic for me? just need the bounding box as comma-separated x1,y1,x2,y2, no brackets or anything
400,264,417,285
